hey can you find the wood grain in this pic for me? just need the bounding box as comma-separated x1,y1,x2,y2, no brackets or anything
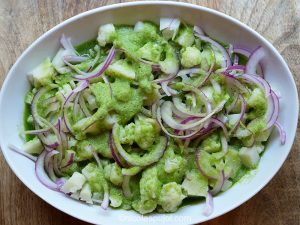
0,0,299,224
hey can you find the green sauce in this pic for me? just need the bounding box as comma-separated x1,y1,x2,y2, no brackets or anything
236,53,248,66
75,38,98,55
181,196,205,207
23,102,34,142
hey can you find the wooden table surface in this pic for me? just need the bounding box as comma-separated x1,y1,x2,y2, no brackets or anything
0,0,299,224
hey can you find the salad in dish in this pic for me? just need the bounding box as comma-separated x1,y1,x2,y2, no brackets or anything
10,18,286,215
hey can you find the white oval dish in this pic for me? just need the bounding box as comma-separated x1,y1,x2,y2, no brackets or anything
0,1,298,224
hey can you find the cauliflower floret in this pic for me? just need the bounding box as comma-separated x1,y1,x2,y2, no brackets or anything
77,132,112,161
60,172,86,194
132,199,157,214
159,45,179,74
200,133,221,153
119,123,136,145
157,145,187,184
119,116,160,150
182,169,208,197
180,46,202,68
28,58,56,88
158,182,186,213
97,23,116,46
132,166,161,214
176,26,195,47
134,117,160,150
104,162,123,186
109,186,123,208
82,163,108,196
200,46,215,71
137,42,163,62
134,21,159,40
246,88,267,119
140,167,161,200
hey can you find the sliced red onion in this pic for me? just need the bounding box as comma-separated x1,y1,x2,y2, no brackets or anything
52,157,62,176
233,47,251,58
44,96,57,105
245,46,265,75
23,127,51,135
227,44,233,56
38,117,62,148
274,121,286,145
210,117,229,139
222,73,250,94
230,94,246,134
174,116,200,135
155,68,201,84
101,192,109,210
44,102,60,116
226,93,239,114
161,82,172,96
240,74,271,95
64,81,89,106
73,47,115,80
122,175,132,198
45,150,60,182
45,150,59,169
60,152,75,169
172,97,206,118
196,49,215,88
62,107,74,134
266,91,279,129
203,191,214,216
43,140,59,150
73,93,81,117
63,81,89,133
8,144,37,161
233,54,239,65
56,178,66,189
109,132,125,167
194,33,231,68
60,34,77,55
233,47,264,77
210,170,225,196
64,55,89,63
161,100,226,130
193,25,205,35
79,93,92,117
35,150,58,191
92,198,103,204
157,104,218,139
195,89,212,114
187,127,217,142
210,79,221,94
92,151,103,169
139,58,160,70
225,65,245,72
31,86,55,127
